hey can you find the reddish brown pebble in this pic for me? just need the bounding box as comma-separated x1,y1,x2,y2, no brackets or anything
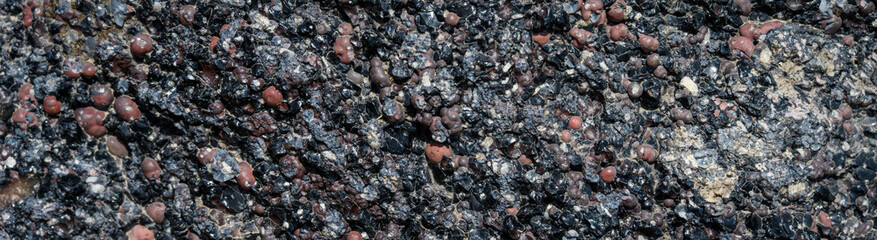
729,36,755,57
338,22,353,35
734,0,752,15
583,0,603,11
81,61,97,77
646,53,661,68
628,82,643,98
838,103,853,120
262,86,282,107
638,34,659,52
843,36,854,46
425,141,452,163
663,199,675,207
198,148,215,164
818,211,831,227
607,1,627,22
569,116,583,130
444,12,460,26
568,28,592,49
237,162,256,190
637,144,658,163
43,96,61,115
90,84,114,110
18,83,36,104
821,16,842,34
608,24,629,41
561,130,572,142
333,35,355,64
130,34,154,55
147,202,166,223
755,20,784,36
106,135,129,158
843,122,855,135
347,231,362,240
740,23,757,40
114,95,141,121
141,157,162,180
11,108,37,130
518,155,532,165
532,32,550,46
505,207,519,215
63,60,82,78
75,107,108,137
600,166,617,183
128,225,154,240
653,65,668,78
179,5,196,25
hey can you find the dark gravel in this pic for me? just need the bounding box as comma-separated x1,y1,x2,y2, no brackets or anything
1,0,877,239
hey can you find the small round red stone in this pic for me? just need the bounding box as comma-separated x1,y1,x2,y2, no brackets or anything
569,116,583,130
600,166,617,183
262,86,282,107
43,96,61,115
130,34,154,55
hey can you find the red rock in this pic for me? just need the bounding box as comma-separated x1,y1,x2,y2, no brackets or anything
179,5,197,25
425,141,452,163
838,103,853,120
236,162,256,190
90,84,114,110
262,86,282,107
637,144,658,163
444,12,460,26
646,53,661,68
734,0,752,15
147,202,166,223
821,17,842,34
755,20,784,37
43,96,61,115
280,155,306,179
561,130,573,142
141,157,162,180
817,211,831,227
608,24,628,41
638,34,659,52
583,0,603,11
130,34,154,55
532,32,550,46
18,83,36,104
347,231,362,240
114,95,141,121
729,36,755,57
75,107,107,137
569,116,583,130
739,23,757,40
197,148,216,164
338,22,353,35
600,166,617,183
106,135,129,158
843,35,855,47
568,28,592,49
81,61,97,77
505,207,519,215
11,108,38,130
334,35,355,64
63,60,82,78
607,1,627,22
128,225,154,240
518,155,533,165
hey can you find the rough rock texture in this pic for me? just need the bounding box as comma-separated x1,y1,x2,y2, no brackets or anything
0,0,876,239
